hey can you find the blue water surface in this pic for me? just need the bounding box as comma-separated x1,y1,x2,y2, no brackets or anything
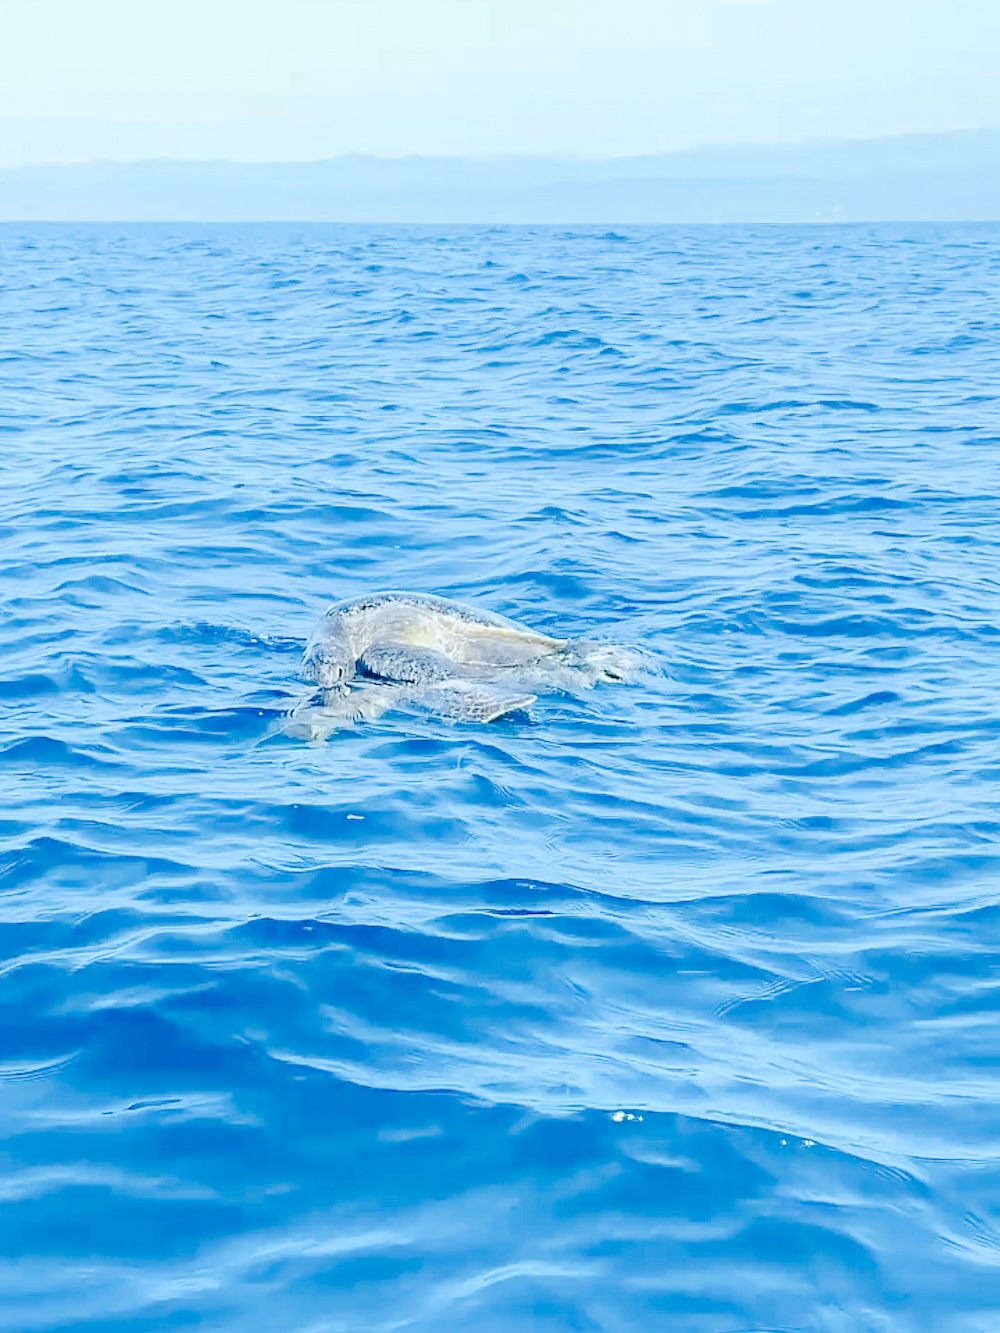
1,223,999,1331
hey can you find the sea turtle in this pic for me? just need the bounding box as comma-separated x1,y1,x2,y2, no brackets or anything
290,591,636,735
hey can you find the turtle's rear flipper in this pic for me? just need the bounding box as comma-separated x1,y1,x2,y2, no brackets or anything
419,679,536,723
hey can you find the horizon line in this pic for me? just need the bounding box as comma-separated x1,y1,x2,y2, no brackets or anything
3,125,999,172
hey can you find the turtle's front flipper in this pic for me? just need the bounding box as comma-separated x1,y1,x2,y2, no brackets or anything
417,678,536,723
284,682,398,740
358,644,456,685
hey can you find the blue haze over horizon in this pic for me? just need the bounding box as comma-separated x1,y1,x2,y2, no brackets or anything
2,130,999,222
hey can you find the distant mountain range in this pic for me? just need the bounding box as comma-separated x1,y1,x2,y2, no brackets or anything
2,131,999,223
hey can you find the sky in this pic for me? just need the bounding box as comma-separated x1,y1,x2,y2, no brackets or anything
1,0,999,166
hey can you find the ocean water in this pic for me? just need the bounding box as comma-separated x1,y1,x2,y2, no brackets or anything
1,222,998,1332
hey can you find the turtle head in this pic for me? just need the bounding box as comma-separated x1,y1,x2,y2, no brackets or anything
302,613,355,688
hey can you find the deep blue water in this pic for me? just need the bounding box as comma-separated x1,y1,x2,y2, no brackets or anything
1,223,999,1331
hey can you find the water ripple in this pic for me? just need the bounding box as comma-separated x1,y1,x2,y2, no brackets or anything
1,223,998,1330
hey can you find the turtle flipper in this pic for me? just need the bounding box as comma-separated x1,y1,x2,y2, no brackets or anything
358,644,455,684
554,639,644,685
284,682,398,740
416,678,536,723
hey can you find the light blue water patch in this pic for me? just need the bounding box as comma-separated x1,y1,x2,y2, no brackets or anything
1,223,999,1331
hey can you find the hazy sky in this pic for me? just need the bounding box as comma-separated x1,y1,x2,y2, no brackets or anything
2,0,999,165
